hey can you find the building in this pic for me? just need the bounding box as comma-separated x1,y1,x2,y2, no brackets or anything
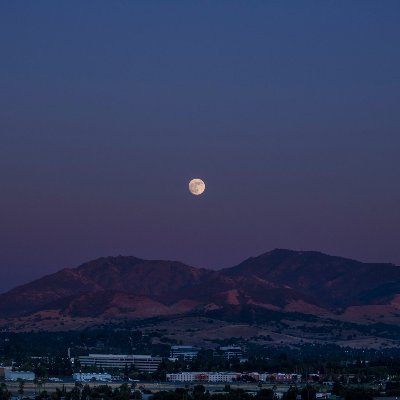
166,372,240,382
170,346,200,360
242,372,262,381
208,372,240,382
166,372,195,382
269,373,301,382
4,369,35,381
259,373,270,382
219,346,244,360
73,372,112,382
78,354,162,373
216,346,248,363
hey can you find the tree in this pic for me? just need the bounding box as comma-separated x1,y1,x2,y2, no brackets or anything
386,381,400,396
67,387,81,400
300,385,316,400
17,379,24,398
132,391,142,400
0,383,11,400
282,386,298,400
113,383,131,400
255,388,277,400
331,381,344,396
343,388,374,400
51,388,63,400
81,384,92,400
193,385,205,394
193,385,206,400
37,390,49,400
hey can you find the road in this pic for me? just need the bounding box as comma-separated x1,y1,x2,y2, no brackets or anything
3,381,293,396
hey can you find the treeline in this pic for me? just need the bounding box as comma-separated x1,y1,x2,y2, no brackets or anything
0,329,170,360
153,387,280,400
0,383,142,400
151,385,377,400
64,384,142,400
3,329,400,381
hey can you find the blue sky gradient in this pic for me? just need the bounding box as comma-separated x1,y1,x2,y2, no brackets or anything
0,1,399,292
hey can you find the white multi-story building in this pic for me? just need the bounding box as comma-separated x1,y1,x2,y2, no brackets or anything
166,371,302,383
208,372,239,382
78,354,162,373
166,372,240,383
166,372,195,382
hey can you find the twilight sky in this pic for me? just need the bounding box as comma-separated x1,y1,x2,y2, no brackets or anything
0,1,399,293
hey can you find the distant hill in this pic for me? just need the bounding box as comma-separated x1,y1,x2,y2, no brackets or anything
1,249,400,345
0,256,214,318
225,249,400,308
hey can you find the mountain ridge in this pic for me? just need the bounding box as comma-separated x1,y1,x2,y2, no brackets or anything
1,249,400,337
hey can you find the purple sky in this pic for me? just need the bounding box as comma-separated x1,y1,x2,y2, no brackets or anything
1,1,400,293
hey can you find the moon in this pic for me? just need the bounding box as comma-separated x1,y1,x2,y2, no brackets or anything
189,178,205,195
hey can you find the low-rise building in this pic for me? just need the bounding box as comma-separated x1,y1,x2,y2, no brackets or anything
73,372,112,382
4,369,35,381
208,372,240,382
241,372,262,381
166,372,195,382
166,372,240,382
269,373,301,382
259,373,270,382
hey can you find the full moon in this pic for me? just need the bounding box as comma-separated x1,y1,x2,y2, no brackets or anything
189,178,206,195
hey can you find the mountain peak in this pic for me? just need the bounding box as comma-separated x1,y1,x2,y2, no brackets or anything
76,255,143,270
1,250,400,330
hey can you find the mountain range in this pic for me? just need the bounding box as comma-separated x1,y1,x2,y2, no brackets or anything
1,249,400,346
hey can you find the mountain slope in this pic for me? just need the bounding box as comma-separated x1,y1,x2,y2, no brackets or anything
225,249,400,308
1,249,400,331
0,256,214,318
